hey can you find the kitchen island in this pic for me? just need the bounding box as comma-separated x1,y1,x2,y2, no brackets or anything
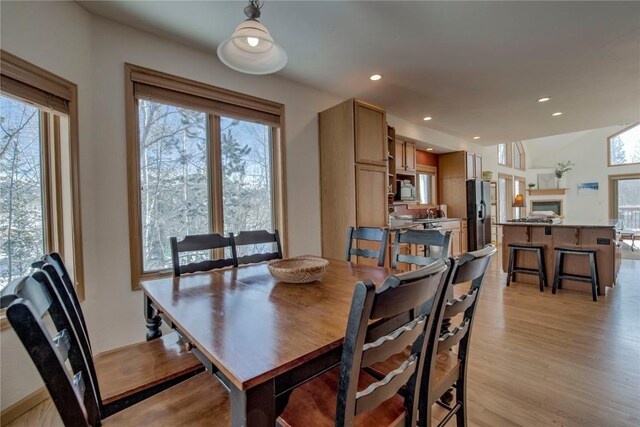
499,220,621,294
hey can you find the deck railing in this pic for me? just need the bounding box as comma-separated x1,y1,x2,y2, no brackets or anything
618,206,640,230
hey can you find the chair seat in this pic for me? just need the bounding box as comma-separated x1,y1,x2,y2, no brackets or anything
369,349,460,405
105,372,229,426
431,351,460,400
277,366,406,427
95,332,202,404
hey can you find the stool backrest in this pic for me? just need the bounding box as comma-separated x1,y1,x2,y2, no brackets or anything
345,226,389,267
1,272,102,426
392,229,452,269
170,233,238,276
234,229,282,265
336,258,454,426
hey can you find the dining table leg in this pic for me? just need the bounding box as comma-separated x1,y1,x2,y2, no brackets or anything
230,380,277,427
144,293,162,341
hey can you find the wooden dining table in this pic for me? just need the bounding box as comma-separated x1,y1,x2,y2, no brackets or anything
140,258,398,427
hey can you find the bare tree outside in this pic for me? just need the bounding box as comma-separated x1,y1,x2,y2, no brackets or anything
137,101,275,272
221,116,274,256
0,95,44,288
609,124,640,166
138,100,209,272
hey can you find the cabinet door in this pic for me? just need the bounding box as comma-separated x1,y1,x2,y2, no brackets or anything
460,224,468,254
405,143,416,172
475,154,483,179
466,152,475,179
450,228,461,256
355,164,388,228
354,101,386,166
395,140,405,170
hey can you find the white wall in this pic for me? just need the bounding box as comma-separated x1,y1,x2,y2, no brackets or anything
482,125,638,224
523,125,637,223
0,1,475,411
0,0,94,411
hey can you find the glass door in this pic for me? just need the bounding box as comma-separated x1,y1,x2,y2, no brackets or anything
610,175,640,230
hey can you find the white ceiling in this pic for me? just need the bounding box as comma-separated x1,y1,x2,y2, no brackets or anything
78,1,640,146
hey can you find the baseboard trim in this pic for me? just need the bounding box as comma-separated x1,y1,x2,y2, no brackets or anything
0,387,49,426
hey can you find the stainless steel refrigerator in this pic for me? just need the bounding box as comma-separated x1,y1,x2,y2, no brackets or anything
466,180,492,251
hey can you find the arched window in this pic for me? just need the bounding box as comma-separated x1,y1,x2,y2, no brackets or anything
608,123,640,166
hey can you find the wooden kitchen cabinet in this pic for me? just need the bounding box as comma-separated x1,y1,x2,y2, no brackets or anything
319,99,389,260
465,152,483,179
395,140,416,172
436,219,468,256
356,164,388,227
354,101,387,166
460,219,468,253
439,150,483,218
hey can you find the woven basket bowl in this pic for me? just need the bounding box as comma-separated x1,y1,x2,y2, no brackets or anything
268,256,329,283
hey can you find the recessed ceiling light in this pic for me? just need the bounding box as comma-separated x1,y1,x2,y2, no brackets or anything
538,97,551,102
426,148,434,151
370,74,382,81
552,112,563,117
473,136,480,140
423,116,432,121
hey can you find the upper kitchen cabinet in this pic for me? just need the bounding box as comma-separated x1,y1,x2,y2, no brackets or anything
438,150,483,218
354,100,387,166
466,152,483,180
395,139,416,173
318,99,389,261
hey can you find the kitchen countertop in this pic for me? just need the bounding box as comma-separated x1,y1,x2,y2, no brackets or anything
498,219,620,228
388,217,463,230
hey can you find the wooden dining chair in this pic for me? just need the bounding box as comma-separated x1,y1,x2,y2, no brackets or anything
277,258,454,427
1,272,230,426
31,253,203,416
392,229,452,269
234,229,283,265
345,226,390,267
422,244,496,427
170,232,238,276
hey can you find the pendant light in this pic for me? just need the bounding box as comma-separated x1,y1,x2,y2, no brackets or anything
217,0,287,75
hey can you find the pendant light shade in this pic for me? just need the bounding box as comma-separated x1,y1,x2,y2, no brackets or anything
217,1,287,75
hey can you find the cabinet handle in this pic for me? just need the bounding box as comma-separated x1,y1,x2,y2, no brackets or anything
525,226,530,243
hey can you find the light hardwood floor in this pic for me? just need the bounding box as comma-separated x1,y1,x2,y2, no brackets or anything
6,257,640,427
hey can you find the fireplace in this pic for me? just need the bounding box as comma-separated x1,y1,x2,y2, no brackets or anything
531,200,562,215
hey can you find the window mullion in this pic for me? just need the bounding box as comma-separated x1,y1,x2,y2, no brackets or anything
209,115,225,269
40,110,54,252
52,114,65,257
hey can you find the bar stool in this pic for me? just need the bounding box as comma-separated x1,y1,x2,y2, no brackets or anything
506,244,547,292
552,248,599,301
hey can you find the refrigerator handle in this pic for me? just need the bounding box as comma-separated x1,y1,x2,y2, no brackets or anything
479,201,486,221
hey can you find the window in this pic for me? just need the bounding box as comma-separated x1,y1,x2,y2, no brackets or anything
416,165,437,205
608,123,640,166
0,51,83,296
497,143,512,167
609,174,640,230
1,96,44,288
498,174,513,222
514,141,525,170
126,64,286,287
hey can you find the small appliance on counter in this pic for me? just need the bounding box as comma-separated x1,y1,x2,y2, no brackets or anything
396,180,416,201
